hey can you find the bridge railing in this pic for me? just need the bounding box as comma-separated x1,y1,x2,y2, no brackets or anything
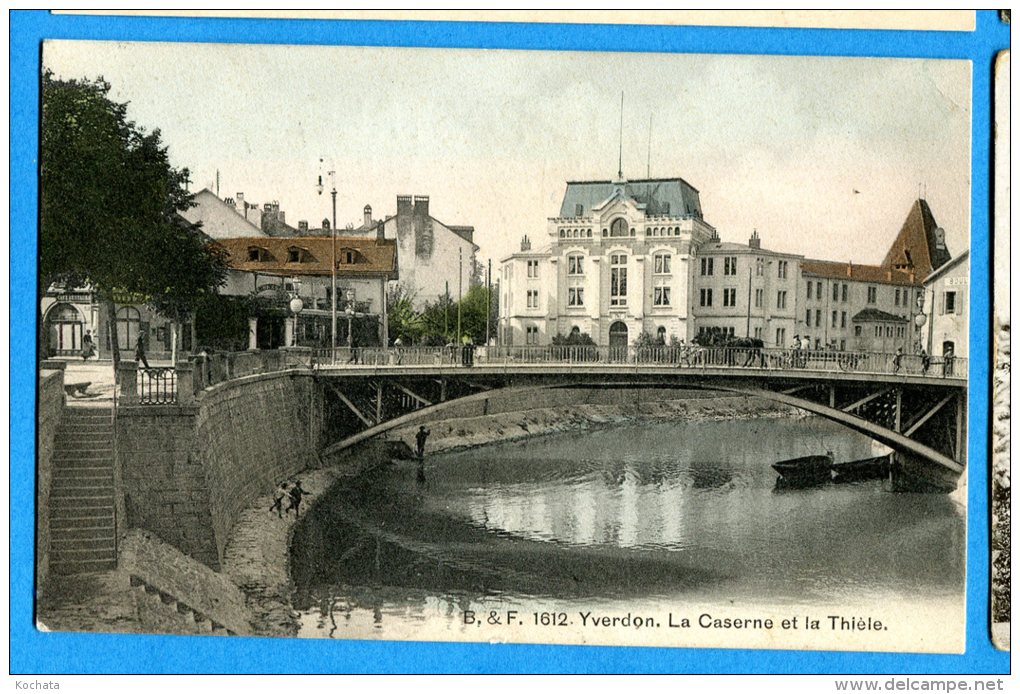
306,345,965,378
182,345,965,394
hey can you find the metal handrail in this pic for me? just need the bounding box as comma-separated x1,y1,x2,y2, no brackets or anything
189,345,966,385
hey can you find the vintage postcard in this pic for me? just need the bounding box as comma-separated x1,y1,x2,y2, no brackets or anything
36,40,972,654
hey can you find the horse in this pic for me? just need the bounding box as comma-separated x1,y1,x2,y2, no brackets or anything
728,337,767,367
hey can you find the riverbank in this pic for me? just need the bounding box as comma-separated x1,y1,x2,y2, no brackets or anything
382,393,802,456
222,392,801,636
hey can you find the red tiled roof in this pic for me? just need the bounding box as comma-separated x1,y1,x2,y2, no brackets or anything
211,236,398,279
801,259,919,286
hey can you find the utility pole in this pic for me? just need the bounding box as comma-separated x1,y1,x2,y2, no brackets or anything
485,258,492,346
745,262,753,337
457,247,463,343
331,172,337,356
444,281,449,337
317,162,338,359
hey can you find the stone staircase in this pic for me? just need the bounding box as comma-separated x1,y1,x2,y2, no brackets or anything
49,405,118,575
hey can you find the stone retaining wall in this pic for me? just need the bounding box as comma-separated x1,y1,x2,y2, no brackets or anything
120,529,251,635
36,368,65,589
195,371,320,566
117,370,320,569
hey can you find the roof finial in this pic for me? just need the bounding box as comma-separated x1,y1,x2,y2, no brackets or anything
618,91,624,180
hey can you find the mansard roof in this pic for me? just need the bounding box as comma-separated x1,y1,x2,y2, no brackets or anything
559,177,703,219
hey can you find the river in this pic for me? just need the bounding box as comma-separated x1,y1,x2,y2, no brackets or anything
290,417,966,651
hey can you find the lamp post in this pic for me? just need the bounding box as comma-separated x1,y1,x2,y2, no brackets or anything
746,258,764,338
288,278,304,347
914,291,933,354
317,166,338,360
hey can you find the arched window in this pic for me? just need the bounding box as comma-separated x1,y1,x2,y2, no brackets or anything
116,306,142,352
610,218,629,238
45,302,84,356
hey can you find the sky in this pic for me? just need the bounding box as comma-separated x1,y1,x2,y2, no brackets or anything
43,41,971,266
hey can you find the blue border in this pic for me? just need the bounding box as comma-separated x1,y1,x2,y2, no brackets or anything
10,10,1009,674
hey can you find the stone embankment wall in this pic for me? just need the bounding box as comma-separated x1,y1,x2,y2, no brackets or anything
36,368,65,589
117,371,319,569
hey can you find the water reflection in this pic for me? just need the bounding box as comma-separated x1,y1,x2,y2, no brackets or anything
291,417,965,641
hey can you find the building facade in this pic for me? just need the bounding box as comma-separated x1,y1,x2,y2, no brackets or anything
922,250,969,361
500,177,716,347
500,174,962,355
213,235,398,349
691,232,803,347
363,195,478,309
798,260,922,353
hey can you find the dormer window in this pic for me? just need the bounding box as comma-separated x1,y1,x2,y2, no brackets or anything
610,218,629,238
247,246,268,262
288,247,301,263
339,247,362,265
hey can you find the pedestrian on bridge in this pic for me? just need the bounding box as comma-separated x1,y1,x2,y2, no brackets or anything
416,425,431,460
920,347,931,375
893,347,904,373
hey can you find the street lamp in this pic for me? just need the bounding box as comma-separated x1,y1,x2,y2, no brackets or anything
317,163,338,359
914,291,932,353
288,278,304,347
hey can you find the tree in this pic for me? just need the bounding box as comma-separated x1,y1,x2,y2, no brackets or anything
457,284,495,345
386,283,424,345
40,71,225,365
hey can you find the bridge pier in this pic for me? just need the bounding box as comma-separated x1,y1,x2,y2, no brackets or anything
890,451,958,494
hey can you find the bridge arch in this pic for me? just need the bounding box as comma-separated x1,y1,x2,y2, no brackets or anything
318,373,965,491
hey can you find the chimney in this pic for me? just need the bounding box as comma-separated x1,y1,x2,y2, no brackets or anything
298,220,309,233
363,204,373,229
376,219,385,242
748,229,761,249
224,197,235,208
236,192,245,211
521,235,531,251
397,195,413,218
847,261,853,278
413,195,429,220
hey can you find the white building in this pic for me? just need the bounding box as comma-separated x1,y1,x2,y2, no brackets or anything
691,231,803,347
349,195,478,309
922,249,969,362
179,189,267,239
500,177,716,347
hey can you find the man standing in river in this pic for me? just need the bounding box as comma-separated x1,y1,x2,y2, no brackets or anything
416,425,431,460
